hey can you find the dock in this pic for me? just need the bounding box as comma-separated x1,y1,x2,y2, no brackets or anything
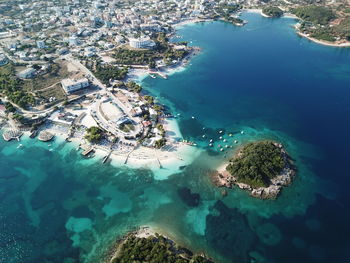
2,129,23,142
38,131,54,142
157,158,162,169
82,147,94,156
29,130,38,139
102,150,112,164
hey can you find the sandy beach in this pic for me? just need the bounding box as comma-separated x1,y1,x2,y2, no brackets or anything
297,30,350,47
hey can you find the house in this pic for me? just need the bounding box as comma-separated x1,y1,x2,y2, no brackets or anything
61,78,89,94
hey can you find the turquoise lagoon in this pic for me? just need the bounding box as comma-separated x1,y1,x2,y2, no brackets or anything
1,12,350,263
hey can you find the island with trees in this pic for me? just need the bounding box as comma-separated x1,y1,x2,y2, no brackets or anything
213,140,296,199
108,227,214,263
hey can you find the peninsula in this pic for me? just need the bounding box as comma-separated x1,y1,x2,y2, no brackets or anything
213,141,296,199
107,227,213,263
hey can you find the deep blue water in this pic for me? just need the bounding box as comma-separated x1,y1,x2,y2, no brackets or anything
1,12,350,263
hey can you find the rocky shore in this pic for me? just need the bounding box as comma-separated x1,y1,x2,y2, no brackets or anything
212,142,296,199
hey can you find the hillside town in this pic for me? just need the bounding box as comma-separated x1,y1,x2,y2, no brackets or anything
1,0,350,164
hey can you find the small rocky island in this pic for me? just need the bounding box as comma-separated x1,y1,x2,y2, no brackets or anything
108,227,213,263
213,140,296,199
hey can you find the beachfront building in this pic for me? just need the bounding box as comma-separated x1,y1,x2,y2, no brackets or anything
129,36,156,49
61,78,89,94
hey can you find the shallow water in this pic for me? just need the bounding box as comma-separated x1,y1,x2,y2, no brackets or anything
1,12,350,263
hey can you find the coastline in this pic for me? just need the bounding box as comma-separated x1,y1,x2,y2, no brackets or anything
296,29,350,47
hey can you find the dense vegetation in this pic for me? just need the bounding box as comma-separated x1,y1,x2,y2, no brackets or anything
333,17,350,40
112,233,213,263
84,126,103,143
226,141,286,188
155,138,166,148
293,5,335,25
0,64,35,109
93,64,128,85
262,6,284,18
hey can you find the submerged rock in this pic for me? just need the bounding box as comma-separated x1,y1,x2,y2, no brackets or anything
177,187,200,207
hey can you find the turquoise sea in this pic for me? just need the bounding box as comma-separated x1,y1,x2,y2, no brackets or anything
1,12,350,263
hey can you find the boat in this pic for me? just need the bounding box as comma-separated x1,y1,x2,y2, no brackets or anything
17,144,23,149
241,131,244,134
219,136,223,140
191,116,195,119
210,139,213,143
149,74,156,79
234,140,238,144
202,135,206,138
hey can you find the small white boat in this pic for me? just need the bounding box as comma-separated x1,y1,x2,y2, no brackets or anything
210,139,213,143
219,136,223,140
191,116,195,119
234,140,238,144
241,131,244,134
202,135,206,138
209,143,213,147
223,139,227,142
17,144,23,149
229,133,233,137
220,148,224,152
219,130,223,134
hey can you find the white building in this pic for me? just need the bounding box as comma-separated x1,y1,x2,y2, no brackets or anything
61,78,89,94
129,36,156,49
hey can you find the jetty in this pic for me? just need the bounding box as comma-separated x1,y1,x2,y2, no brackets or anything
38,131,54,142
29,130,38,139
102,150,112,164
2,129,23,141
82,146,94,156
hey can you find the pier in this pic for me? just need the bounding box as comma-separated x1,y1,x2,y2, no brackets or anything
102,150,112,164
38,131,54,142
2,129,23,142
82,147,94,156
